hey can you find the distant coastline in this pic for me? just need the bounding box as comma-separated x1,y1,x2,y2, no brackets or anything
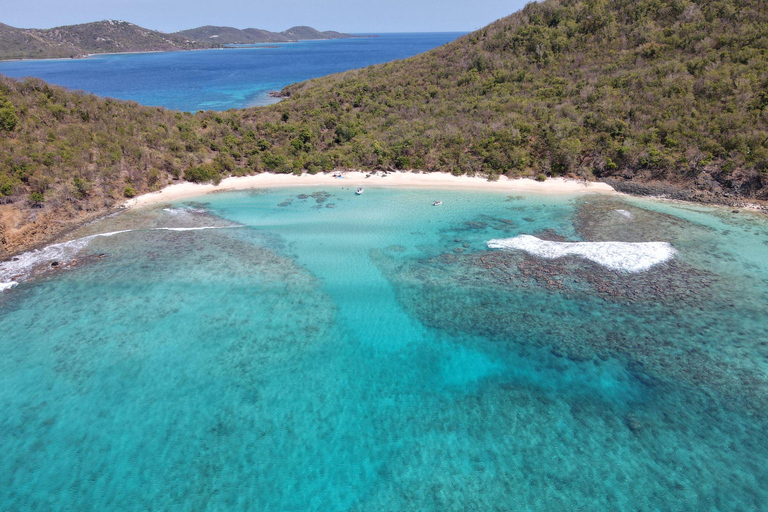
0,47,232,63
0,20,358,61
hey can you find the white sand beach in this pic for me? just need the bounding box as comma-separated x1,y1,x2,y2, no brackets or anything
125,171,617,208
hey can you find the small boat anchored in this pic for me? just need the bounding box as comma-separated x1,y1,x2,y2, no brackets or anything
432,200,442,206
356,188,364,195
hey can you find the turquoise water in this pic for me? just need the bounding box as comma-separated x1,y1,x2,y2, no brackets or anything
0,33,464,111
1,188,768,510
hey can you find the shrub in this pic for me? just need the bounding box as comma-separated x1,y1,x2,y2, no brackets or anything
73,176,90,197
262,152,288,172
395,155,411,169
184,166,222,184
123,185,137,198
334,124,358,143
0,105,18,131
0,177,18,196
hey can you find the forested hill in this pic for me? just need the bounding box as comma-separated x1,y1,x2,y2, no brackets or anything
1,0,768,255
174,26,293,44
0,20,209,60
280,26,352,40
276,0,768,197
174,25,353,44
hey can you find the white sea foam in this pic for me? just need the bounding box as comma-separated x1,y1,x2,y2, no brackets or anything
0,281,18,291
155,226,224,232
486,235,676,272
163,207,207,215
0,226,231,291
0,230,131,292
616,209,633,219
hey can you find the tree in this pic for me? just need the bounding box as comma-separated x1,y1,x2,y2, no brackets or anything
0,102,19,131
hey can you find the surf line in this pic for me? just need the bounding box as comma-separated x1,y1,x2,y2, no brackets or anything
487,235,676,273
1,225,240,291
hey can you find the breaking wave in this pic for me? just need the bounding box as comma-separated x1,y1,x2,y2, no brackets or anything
162,207,208,215
486,235,676,272
0,230,131,292
157,227,223,232
1,226,234,291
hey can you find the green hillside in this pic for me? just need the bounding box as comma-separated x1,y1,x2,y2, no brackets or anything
174,25,352,44
281,26,351,40
0,22,83,60
175,26,293,44
1,0,767,255
275,0,768,196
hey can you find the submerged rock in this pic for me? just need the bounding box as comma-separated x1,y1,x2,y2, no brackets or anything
625,413,643,435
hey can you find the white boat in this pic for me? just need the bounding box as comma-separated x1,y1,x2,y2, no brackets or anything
356,188,364,195
433,200,442,206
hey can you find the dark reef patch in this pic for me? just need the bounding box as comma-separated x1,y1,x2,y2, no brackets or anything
370,199,768,417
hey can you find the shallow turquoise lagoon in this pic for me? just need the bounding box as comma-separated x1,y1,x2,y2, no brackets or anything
1,187,767,510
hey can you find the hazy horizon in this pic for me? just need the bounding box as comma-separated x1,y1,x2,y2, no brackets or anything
2,21,472,35
1,0,527,33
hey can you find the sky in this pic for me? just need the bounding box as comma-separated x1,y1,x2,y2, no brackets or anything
0,0,528,33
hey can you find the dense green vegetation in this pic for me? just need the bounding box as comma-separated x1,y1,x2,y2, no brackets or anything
274,0,768,192
1,0,767,254
0,77,188,210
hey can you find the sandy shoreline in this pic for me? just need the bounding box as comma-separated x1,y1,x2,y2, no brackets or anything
124,171,617,208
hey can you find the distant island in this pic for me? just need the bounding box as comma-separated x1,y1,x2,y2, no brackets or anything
0,20,359,61
175,25,365,45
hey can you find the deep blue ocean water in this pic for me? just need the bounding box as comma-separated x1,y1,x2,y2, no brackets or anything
1,187,767,510
0,33,463,111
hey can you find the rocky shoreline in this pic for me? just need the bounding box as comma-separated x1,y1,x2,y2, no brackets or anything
0,206,121,261
602,178,768,213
